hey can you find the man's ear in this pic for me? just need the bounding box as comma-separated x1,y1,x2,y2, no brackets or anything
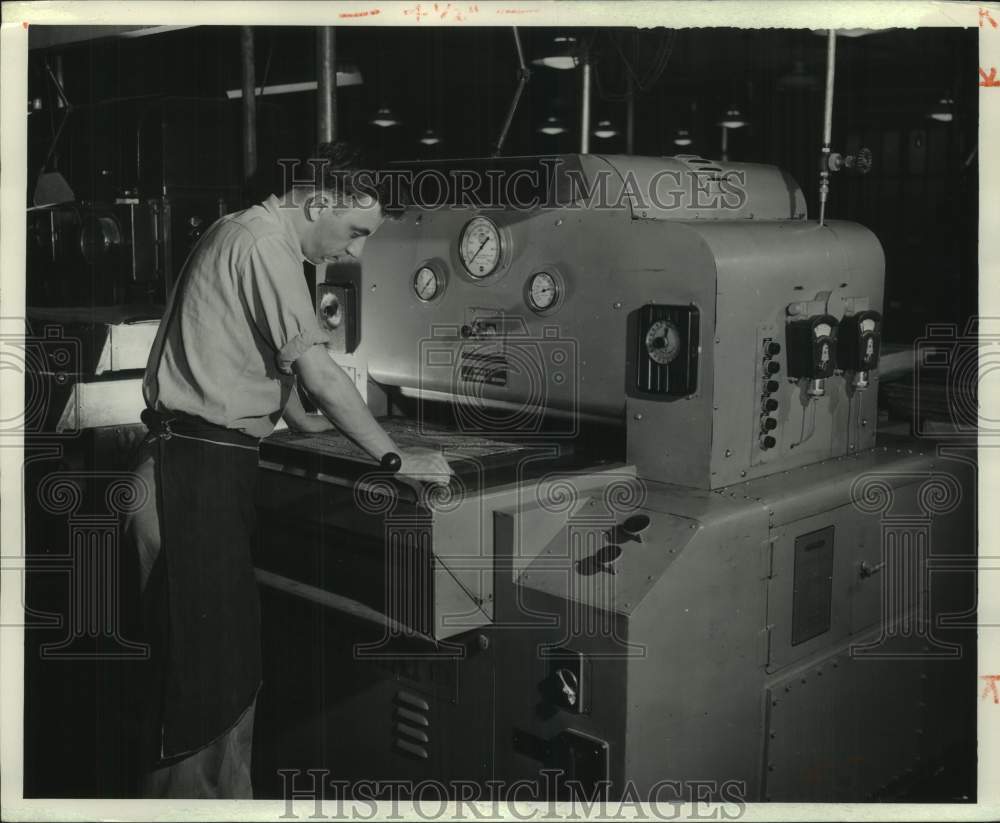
303,193,333,222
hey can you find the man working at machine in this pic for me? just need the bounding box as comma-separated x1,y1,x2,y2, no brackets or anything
128,142,453,798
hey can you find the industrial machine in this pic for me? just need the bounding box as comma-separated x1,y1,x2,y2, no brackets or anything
253,153,976,802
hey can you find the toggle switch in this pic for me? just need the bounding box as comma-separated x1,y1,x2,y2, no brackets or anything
555,669,579,708
547,648,586,714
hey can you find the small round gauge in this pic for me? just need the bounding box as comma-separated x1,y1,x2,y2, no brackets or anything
318,291,342,330
459,216,502,278
645,319,681,365
413,265,442,301
527,271,560,312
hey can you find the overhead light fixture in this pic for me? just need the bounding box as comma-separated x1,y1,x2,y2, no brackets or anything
371,105,400,128
593,119,618,139
336,63,364,87
928,96,955,123
539,115,567,136
532,35,579,70
419,128,442,146
717,105,748,129
673,128,692,147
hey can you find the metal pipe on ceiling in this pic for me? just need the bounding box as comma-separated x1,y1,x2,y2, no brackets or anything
317,27,337,144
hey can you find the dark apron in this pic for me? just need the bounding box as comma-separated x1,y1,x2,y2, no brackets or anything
144,410,263,760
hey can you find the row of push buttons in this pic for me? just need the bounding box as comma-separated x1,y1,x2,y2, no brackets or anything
760,340,781,450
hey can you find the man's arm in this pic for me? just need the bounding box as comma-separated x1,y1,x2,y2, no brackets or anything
293,346,452,484
282,381,335,433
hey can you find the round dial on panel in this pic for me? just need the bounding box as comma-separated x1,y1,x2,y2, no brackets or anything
645,319,681,365
527,271,559,312
459,217,502,278
413,266,441,301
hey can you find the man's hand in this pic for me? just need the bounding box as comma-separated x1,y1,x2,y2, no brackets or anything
292,413,335,434
397,447,454,487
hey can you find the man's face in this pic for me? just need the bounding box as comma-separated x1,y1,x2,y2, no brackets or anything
302,192,384,265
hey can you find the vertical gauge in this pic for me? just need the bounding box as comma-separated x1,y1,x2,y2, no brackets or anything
413,265,442,301
526,271,560,312
459,216,502,278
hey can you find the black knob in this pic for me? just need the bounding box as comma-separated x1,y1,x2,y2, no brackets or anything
764,341,781,357
762,417,778,431
766,361,781,375
765,380,780,394
845,147,873,175
460,325,474,338
622,514,651,534
761,435,776,450
763,398,779,412
380,452,402,473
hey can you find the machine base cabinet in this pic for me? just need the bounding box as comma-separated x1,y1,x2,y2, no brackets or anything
253,437,975,803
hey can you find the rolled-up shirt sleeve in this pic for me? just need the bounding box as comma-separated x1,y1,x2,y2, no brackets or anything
242,235,330,374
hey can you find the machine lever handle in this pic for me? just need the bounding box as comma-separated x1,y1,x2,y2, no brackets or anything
859,560,886,579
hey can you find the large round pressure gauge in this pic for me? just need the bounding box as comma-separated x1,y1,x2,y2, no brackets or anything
413,266,441,301
527,271,559,312
459,217,502,278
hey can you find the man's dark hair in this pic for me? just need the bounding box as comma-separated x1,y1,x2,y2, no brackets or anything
311,140,409,218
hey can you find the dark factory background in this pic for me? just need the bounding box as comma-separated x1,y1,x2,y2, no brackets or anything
20,23,979,800
27,24,977,340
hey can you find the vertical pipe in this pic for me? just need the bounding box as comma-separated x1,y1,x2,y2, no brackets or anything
580,57,591,154
626,75,635,155
720,125,728,161
821,29,837,148
317,27,337,144
818,29,836,226
240,27,258,187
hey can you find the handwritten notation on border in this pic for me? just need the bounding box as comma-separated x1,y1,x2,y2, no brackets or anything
981,7,998,28
402,3,482,22
338,8,382,18
980,67,1000,87
981,674,1000,702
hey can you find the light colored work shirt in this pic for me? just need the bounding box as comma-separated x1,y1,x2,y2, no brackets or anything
144,195,329,438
